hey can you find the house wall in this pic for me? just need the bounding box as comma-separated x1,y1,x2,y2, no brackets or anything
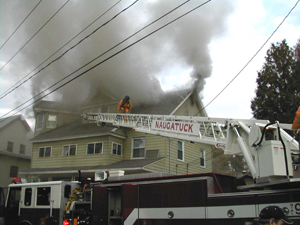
0,155,31,195
0,117,32,193
122,130,168,160
34,111,80,136
31,136,127,168
173,95,205,117
0,118,33,157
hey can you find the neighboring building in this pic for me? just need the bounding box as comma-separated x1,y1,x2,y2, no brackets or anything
21,89,213,182
0,115,33,194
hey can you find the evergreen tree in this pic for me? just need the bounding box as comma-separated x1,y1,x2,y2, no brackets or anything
251,39,300,123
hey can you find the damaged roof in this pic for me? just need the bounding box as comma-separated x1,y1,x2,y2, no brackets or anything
32,89,204,142
132,89,191,115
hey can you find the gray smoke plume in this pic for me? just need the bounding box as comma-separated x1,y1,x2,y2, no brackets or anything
0,0,234,113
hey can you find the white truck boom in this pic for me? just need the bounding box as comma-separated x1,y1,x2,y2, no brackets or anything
83,113,299,181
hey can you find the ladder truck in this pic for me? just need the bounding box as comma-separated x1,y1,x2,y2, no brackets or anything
79,112,300,225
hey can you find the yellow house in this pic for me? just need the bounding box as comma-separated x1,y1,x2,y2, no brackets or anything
0,115,33,194
21,89,213,182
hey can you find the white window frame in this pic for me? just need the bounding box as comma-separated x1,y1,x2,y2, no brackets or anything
200,149,206,168
177,140,184,161
37,114,44,130
39,147,52,157
63,144,77,156
132,137,145,159
87,142,103,155
47,114,57,128
112,142,122,156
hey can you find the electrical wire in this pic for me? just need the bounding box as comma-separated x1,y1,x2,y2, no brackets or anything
0,0,136,99
1,0,188,101
0,0,211,120
0,0,122,99
0,0,70,72
0,0,43,50
194,0,300,116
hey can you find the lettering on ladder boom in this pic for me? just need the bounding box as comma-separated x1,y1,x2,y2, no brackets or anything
151,120,200,136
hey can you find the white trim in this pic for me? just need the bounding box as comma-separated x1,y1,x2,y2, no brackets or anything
170,92,191,115
200,149,205,168
62,144,77,156
86,142,104,155
38,146,52,157
132,137,145,159
112,142,122,156
31,133,126,143
177,140,184,161
124,202,300,224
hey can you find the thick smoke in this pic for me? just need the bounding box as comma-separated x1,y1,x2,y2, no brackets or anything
0,0,234,111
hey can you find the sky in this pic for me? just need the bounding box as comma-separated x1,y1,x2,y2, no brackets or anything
0,0,299,129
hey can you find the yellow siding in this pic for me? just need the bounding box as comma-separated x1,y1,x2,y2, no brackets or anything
35,112,80,136
31,136,126,168
144,158,167,173
122,130,168,160
174,95,205,117
168,139,212,175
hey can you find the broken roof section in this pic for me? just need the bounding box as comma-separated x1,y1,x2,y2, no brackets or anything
32,89,207,142
132,88,207,116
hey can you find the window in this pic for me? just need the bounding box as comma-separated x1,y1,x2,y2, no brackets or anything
87,142,103,154
132,137,145,158
37,114,44,130
36,187,51,206
200,149,206,168
177,141,184,161
20,144,26,154
39,147,51,157
47,115,57,128
7,141,13,152
63,145,76,156
112,143,122,156
10,166,18,177
8,187,21,203
24,188,32,206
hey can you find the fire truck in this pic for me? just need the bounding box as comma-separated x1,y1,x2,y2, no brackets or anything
2,113,300,225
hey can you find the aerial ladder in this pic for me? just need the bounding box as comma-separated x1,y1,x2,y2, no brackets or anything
82,113,299,181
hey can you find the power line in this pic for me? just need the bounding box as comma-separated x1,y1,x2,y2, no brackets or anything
0,0,122,99
0,0,192,118
0,0,211,120
0,0,43,50
0,0,70,72
194,0,300,116
0,0,137,99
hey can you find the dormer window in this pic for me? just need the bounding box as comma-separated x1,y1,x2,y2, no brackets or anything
37,114,44,130
47,115,57,128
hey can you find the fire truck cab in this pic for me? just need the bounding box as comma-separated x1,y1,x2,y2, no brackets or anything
4,181,80,225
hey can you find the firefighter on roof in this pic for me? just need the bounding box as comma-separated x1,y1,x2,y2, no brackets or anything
118,95,132,113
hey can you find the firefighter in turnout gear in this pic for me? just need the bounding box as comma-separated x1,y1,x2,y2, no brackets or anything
118,95,132,113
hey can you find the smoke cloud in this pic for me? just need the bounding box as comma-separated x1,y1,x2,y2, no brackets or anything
0,0,234,113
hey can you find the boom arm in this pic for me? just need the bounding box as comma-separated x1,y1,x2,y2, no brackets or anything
82,113,298,179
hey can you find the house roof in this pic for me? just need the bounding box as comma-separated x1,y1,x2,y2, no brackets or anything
32,89,206,142
19,158,165,175
31,119,124,142
132,89,191,115
33,100,80,114
0,114,32,132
